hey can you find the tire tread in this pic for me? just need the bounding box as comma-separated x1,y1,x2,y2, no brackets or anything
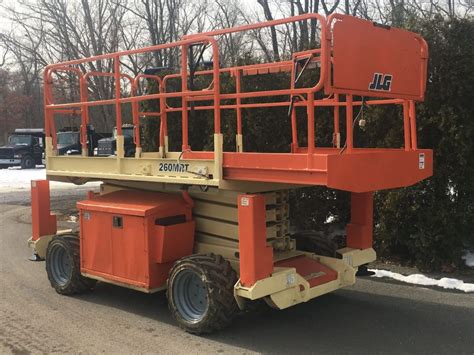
46,234,96,295
167,253,238,334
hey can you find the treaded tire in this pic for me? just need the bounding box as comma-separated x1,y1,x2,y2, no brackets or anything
293,227,346,257
21,155,35,169
167,253,239,334
46,234,96,295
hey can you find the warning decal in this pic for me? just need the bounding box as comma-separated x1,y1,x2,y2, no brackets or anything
419,153,425,169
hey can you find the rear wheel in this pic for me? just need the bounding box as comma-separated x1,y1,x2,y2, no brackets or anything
46,235,96,295
21,155,35,169
167,254,238,334
293,226,346,257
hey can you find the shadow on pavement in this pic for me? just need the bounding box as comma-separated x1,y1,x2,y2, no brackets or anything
76,281,474,354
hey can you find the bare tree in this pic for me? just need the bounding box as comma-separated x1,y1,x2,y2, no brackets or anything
0,48,8,68
119,0,212,69
211,0,247,66
257,0,281,60
1,0,130,129
1,0,472,135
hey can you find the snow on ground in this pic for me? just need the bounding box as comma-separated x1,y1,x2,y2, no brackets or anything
462,251,474,268
0,167,48,191
370,269,474,293
0,167,99,192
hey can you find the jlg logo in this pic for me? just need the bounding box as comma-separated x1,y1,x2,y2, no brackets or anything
368,73,393,91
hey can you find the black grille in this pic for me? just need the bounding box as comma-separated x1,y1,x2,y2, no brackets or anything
97,141,115,156
0,149,14,159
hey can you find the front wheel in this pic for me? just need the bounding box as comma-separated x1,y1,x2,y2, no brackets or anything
167,254,238,334
45,235,96,295
21,155,35,169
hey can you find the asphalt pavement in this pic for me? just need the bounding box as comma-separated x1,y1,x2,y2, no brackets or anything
1,191,473,354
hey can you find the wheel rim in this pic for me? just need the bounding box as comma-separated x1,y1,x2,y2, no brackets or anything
172,269,208,322
49,244,72,286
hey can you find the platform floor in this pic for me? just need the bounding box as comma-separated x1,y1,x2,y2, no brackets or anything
46,148,432,192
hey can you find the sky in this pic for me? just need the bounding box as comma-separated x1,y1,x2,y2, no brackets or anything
0,0,264,31
0,0,265,59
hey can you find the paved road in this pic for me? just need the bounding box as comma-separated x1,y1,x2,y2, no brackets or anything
1,196,473,354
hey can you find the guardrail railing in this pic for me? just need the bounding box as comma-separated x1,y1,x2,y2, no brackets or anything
43,14,427,177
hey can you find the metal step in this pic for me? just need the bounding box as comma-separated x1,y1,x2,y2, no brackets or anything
275,255,338,288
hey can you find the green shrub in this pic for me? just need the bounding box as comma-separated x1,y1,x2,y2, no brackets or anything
373,17,474,270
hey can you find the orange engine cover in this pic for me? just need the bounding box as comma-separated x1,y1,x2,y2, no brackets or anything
77,190,195,291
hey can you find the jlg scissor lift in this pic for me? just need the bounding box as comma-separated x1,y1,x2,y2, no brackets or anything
29,14,432,334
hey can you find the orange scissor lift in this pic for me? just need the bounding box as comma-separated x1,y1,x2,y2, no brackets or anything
29,14,432,333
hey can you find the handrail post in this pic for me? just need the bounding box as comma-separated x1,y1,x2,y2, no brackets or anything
307,91,315,169
181,44,190,151
403,100,411,151
43,68,51,138
290,61,298,153
159,82,167,158
79,76,89,156
333,93,340,148
210,38,222,182
43,68,55,158
345,94,353,153
114,56,124,159
212,40,221,135
307,91,315,154
409,100,417,150
235,69,243,152
291,109,298,153
131,82,141,157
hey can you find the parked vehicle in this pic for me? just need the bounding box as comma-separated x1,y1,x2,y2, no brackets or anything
56,130,81,156
0,129,45,169
57,126,109,156
95,124,136,157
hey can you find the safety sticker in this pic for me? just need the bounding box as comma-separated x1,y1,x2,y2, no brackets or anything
241,197,249,206
286,273,296,286
419,153,425,170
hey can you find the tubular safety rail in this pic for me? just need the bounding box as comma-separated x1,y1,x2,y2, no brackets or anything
43,14,432,192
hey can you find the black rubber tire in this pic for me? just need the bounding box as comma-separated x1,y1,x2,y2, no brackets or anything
293,227,346,257
21,155,35,169
167,253,239,334
45,234,96,295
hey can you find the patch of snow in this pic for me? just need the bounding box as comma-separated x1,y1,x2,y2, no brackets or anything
0,167,99,192
369,269,474,293
462,251,474,268
0,167,47,190
325,215,336,224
